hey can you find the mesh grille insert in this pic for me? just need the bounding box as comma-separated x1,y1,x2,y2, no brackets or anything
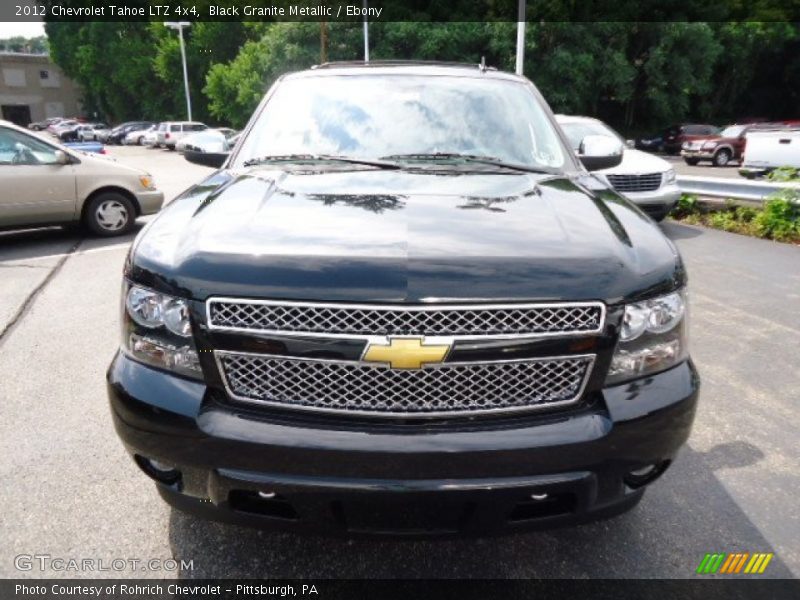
217,353,594,417
208,301,604,337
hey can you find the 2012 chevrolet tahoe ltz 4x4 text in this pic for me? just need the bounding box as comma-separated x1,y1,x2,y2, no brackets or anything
107,62,699,536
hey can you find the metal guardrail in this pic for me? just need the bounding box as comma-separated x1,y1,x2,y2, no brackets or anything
676,175,800,203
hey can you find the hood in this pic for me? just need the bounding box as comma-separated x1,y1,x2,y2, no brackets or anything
130,168,683,304
596,148,671,176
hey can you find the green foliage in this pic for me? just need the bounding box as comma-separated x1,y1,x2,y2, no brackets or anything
766,167,800,182
42,17,800,132
755,192,800,241
0,36,48,54
672,194,800,243
671,194,702,218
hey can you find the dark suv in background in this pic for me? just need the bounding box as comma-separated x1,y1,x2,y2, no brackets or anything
106,121,156,145
662,123,719,155
108,62,699,536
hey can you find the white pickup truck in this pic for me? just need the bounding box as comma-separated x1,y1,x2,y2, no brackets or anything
739,128,800,178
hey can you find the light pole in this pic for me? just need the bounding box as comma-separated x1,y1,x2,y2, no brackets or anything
516,0,526,75
164,21,192,121
363,0,369,62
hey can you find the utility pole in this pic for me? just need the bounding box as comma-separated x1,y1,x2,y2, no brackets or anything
320,21,329,63
516,0,526,75
164,21,192,121
363,0,369,62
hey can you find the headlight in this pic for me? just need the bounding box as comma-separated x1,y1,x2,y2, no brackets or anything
663,168,676,184
122,283,201,378
606,290,688,385
702,141,718,150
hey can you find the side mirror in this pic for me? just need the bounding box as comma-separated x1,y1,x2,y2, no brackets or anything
578,135,624,171
184,150,228,168
54,150,70,165
626,139,635,149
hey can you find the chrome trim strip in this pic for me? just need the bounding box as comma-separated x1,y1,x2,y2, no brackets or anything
205,298,607,341
213,350,596,418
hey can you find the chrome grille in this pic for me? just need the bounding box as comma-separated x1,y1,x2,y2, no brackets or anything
607,173,663,193
216,352,594,417
207,300,605,338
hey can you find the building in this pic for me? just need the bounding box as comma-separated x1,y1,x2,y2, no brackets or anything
0,52,81,126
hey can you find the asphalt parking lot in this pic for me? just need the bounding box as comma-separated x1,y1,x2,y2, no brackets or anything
0,144,797,579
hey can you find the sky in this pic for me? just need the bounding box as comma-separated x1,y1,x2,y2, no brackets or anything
0,21,46,39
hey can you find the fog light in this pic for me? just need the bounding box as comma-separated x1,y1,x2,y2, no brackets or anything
624,460,671,489
135,455,181,485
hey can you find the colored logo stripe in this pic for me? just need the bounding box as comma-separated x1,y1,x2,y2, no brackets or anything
697,552,773,574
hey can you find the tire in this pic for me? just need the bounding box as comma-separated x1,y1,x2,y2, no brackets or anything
137,136,144,145
166,144,175,151
83,192,136,237
713,148,732,167
684,158,699,166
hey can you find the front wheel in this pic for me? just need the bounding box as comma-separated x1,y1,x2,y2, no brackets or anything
137,136,144,145
713,149,732,167
83,192,136,237
684,158,699,166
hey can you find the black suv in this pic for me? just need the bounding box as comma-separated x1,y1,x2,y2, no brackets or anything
108,63,699,536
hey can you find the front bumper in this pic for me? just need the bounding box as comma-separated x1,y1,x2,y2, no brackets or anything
134,190,164,216
107,352,699,536
681,150,715,160
615,184,681,219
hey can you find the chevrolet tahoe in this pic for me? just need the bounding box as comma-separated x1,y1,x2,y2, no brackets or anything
107,63,699,536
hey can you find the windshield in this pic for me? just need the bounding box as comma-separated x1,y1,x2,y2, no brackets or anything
720,125,745,138
559,120,623,151
234,74,567,170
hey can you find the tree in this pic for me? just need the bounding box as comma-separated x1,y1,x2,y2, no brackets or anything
0,36,48,54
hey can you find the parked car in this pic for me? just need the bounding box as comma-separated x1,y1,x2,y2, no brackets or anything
28,117,62,131
143,125,161,148
105,121,154,145
156,121,207,150
62,140,106,154
76,122,111,142
739,127,800,178
680,123,781,167
123,124,158,146
50,119,79,138
57,122,86,142
634,133,664,153
175,127,237,153
557,115,680,220
0,119,163,236
111,63,698,535
662,123,719,155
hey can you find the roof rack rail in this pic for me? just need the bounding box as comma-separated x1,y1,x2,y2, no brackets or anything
311,60,498,71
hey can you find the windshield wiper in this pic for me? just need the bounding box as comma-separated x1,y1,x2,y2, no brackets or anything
242,154,401,169
379,153,557,174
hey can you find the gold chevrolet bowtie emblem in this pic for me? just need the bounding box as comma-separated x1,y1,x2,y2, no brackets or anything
362,337,451,370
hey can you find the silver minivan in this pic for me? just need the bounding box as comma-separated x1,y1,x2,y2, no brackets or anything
156,121,207,150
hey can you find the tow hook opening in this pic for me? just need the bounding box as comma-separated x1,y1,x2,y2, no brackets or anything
134,455,182,486
508,492,577,522
624,460,671,489
228,490,299,520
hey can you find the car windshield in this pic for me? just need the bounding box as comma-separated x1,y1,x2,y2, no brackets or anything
559,120,623,151
234,74,567,170
720,125,745,138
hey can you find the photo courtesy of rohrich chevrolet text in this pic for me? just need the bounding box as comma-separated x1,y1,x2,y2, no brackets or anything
0,1,798,598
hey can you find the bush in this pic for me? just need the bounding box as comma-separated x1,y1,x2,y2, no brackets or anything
670,192,799,243
766,166,800,182
671,194,702,218
754,192,800,241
